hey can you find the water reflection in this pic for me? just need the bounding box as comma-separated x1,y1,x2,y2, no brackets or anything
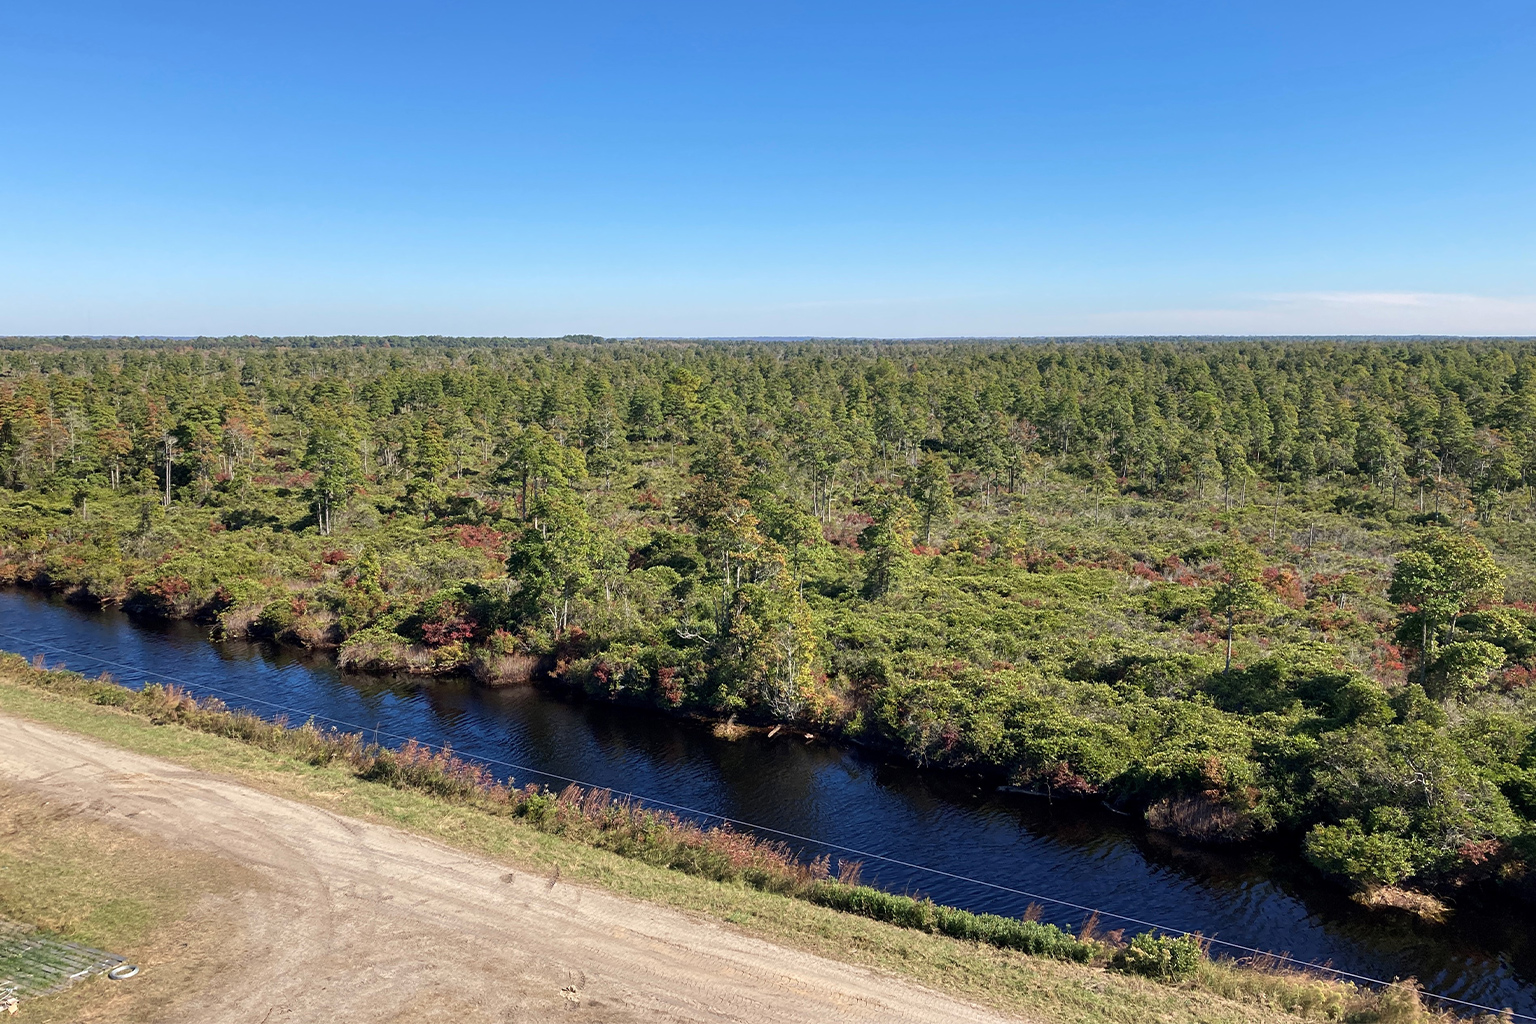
0,588,1531,1015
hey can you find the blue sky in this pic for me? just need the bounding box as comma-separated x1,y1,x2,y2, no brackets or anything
3,1,1534,337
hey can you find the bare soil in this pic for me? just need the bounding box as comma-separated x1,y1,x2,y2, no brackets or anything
0,713,1018,1024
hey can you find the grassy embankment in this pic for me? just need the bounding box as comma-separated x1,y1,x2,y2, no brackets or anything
0,776,254,1023
0,655,1453,1024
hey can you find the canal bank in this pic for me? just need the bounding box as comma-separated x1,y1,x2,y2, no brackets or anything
1,587,1533,1016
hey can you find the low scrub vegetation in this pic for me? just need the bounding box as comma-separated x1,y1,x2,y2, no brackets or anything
2,337,1535,901
1113,932,1206,981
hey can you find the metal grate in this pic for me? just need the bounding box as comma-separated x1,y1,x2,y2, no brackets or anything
0,920,127,1001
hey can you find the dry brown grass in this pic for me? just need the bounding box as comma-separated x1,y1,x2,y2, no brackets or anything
213,603,263,638
0,783,255,1024
337,634,436,672
1144,795,1256,843
1354,886,1451,923
468,650,542,684
711,716,748,740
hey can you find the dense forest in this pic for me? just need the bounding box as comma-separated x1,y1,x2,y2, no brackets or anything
3,336,1536,900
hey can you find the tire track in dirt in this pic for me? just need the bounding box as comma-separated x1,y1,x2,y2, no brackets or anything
0,714,1024,1023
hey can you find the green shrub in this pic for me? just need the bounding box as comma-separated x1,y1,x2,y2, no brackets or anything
1303,819,1421,887
801,883,1095,961
931,905,1094,961
520,790,557,823
256,598,296,635
87,684,131,707
803,882,934,930
1111,932,1205,981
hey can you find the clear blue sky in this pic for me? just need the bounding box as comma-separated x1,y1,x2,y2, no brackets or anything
3,2,1534,337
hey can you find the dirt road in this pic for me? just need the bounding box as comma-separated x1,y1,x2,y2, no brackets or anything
0,713,1019,1023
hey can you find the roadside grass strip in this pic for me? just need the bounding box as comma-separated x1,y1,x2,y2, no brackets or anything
0,919,128,1003
0,658,1481,1024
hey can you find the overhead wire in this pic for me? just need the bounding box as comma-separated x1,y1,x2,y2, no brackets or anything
0,627,1529,1021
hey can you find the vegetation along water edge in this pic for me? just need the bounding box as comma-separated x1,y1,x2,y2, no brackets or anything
1,336,1535,909
0,653,1479,1023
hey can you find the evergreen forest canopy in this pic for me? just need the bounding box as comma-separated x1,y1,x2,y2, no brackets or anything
3,336,1536,895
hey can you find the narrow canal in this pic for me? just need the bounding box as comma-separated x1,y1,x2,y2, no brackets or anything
1,588,1531,1016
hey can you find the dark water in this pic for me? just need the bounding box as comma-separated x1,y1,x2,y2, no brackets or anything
1,588,1532,1017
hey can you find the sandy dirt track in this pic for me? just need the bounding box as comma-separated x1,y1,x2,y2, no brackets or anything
0,713,1020,1023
